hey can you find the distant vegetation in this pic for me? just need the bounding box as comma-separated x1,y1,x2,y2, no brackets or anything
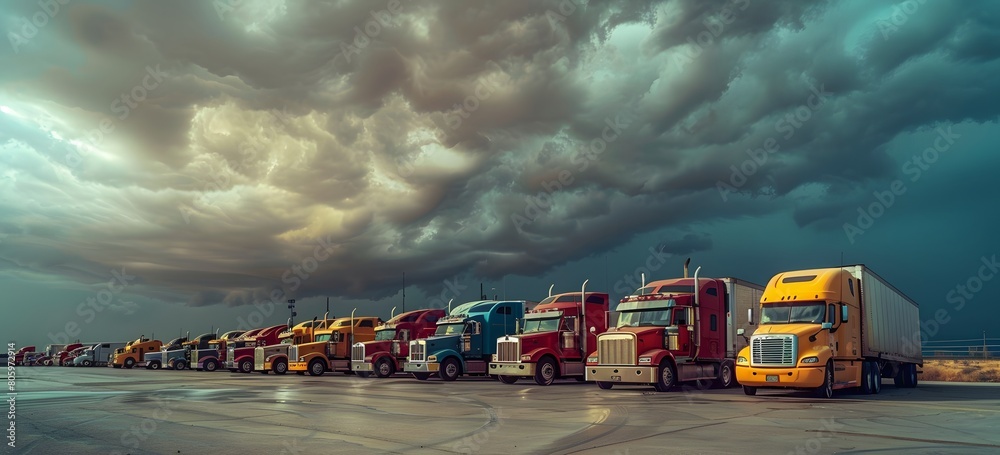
922,359,1000,382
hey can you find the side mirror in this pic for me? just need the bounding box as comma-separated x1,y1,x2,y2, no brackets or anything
736,328,745,336
747,308,754,325
589,327,596,334
821,322,833,330
841,304,849,323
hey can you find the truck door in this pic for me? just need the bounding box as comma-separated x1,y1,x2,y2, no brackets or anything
700,283,723,359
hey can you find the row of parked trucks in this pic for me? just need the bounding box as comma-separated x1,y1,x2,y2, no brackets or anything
16,262,923,398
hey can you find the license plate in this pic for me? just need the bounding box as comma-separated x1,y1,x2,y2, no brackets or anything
766,375,779,382
611,375,622,382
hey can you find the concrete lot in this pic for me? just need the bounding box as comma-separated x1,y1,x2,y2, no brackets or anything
8,367,1000,454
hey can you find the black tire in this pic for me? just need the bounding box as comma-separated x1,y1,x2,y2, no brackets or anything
204,360,218,372
498,375,518,384
715,362,735,388
654,360,678,392
596,381,613,390
149,361,161,370
816,361,834,399
82,360,92,367
412,372,431,381
273,359,288,375
743,385,757,396
440,358,461,382
308,359,325,376
124,358,135,369
860,361,872,395
904,363,918,388
175,360,187,370
239,359,253,374
534,357,558,386
872,363,882,394
375,358,395,378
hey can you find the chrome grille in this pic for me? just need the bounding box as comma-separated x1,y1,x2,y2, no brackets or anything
352,343,366,362
409,340,425,362
597,333,636,365
226,347,235,368
289,345,299,362
254,347,263,366
495,338,520,363
751,335,796,366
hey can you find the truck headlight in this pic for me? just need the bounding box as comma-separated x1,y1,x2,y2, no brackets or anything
427,355,437,362
801,356,819,364
298,357,305,362
737,356,748,365
638,356,652,364
520,354,531,362
587,356,597,363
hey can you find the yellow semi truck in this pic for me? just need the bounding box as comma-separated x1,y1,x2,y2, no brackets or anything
254,318,336,374
736,265,922,398
288,315,382,376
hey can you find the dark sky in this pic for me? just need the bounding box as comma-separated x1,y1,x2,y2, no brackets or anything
2,0,998,349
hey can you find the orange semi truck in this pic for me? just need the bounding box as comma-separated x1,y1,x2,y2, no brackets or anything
111,336,163,369
736,265,922,398
289,315,382,376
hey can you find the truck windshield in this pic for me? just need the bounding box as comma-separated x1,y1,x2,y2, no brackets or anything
280,337,293,345
618,310,670,327
522,317,560,333
435,323,466,336
375,329,396,341
314,334,332,342
760,302,826,324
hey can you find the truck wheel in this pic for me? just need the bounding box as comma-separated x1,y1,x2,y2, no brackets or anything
440,358,461,381
175,360,187,370
82,360,92,367
596,381,613,390
412,372,431,381
872,363,882,394
498,375,518,384
743,385,757,396
375,358,395,378
534,357,558,386
124,358,135,369
860,361,873,394
204,360,218,372
893,364,905,387
904,363,918,388
816,361,834,399
239,359,253,374
273,359,288,375
715,362,735,389
308,359,325,376
654,360,677,392
150,361,161,370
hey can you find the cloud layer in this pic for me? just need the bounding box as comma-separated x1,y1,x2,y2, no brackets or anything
1,0,998,308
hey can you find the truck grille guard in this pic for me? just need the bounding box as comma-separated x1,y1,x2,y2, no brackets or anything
408,340,425,362
750,334,797,367
597,333,637,366
495,337,520,363
351,343,366,362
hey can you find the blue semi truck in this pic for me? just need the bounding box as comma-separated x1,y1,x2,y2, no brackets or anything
403,300,525,381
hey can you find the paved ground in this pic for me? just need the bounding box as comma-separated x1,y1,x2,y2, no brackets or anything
7,367,1000,454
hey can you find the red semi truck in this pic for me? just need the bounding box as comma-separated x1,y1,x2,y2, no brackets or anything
586,262,764,391
54,343,85,366
351,308,446,378
490,284,610,385
227,324,288,373
13,346,36,366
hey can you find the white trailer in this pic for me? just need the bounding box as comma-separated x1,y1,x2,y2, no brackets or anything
73,342,127,367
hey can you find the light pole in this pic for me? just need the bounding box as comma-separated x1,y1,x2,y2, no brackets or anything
288,299,297,326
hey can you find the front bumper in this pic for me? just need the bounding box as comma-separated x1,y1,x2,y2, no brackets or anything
352,360,373,372
489,362,536,377
287,361,308,371
736,365,826,388
586,365,656,384
403,361,439,373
